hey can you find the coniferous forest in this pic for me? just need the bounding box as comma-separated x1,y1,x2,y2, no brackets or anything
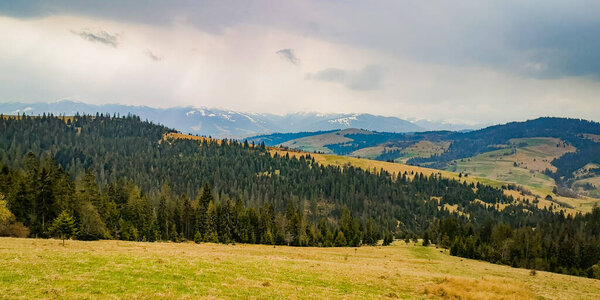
1,115,600,279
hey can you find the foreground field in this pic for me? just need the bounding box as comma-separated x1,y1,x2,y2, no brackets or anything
1,238,599,299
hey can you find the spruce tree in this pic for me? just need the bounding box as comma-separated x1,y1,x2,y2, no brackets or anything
49,211,78,246
334,231,347,247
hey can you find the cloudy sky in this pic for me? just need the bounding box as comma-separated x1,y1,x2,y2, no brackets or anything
1,0,600,125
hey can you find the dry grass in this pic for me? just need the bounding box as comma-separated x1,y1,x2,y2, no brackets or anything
420,276,535,300
1,238,598,299
279,129,373,154
399,141,451,162
507,137,575,172
350,145,394,159
163,132,218,143
271,148,466,181
583,134,600,143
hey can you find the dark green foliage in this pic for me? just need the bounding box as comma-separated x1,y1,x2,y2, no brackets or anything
382,232,394,246
422,231,430,246
1,115,600,279
432,210,600,278
49,211,78,246
334,231,347,247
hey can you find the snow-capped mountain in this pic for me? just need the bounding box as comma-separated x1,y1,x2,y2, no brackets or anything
0,100,468,138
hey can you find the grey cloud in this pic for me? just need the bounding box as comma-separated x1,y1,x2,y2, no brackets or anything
71,29,119,47
145,49,162,61
308,65,386,91
276,49,299,65
4,1,600,79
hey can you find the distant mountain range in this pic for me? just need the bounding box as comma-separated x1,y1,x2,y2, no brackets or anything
0,100,479,138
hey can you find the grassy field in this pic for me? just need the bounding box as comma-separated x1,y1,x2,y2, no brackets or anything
279,129,371,154
396,141,452,163
447,138,599,213
1,238,599,299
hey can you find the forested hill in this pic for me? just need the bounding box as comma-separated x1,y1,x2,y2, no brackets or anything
1,115,600,278
411,117,600,169
250,117,600,190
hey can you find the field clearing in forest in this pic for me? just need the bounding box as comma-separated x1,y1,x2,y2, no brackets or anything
1,237,599,299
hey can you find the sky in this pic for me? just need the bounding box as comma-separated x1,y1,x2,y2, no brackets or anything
1,0,600,126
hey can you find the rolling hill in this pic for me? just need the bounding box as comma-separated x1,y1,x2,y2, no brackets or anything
249,117,600,205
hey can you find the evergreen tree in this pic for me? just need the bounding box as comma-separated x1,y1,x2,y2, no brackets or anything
49,211,78,246
334,231,347,247
422,231,430,246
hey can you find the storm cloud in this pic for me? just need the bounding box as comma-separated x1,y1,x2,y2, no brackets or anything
4,1,600,79
1,1,600,125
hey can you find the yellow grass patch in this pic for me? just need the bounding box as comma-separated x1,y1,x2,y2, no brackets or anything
1,238,599,299
507,137,575,172
583,133,600,143
400,140,451,160
350,145,394,159
163,132,217,143
420,276,535,300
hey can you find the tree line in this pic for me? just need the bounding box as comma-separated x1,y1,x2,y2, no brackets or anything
0,154,388,246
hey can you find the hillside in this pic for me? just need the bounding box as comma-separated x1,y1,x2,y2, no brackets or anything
250,117,600,205
2,115,600,279
2,238,600,299
268,148,598,214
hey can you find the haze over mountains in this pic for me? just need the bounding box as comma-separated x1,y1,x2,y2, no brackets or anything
0,101,479,138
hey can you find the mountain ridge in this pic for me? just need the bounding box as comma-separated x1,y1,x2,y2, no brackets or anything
0,100,480,138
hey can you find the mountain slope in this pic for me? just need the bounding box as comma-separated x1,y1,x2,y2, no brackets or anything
251,117,600,202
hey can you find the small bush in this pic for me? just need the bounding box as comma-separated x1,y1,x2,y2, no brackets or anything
1,222,30,238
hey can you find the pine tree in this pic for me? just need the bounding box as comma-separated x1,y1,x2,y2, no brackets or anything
334,231,347,247
422,231,430,246
49,211,78,246
382,232,394,246
204,200,217,242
